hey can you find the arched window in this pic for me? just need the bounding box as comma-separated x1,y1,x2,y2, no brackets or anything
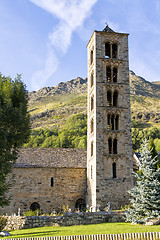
112,162,117,178
112,44,118,59
113,91,118,106
113,139,118,154
113,68,118,82
91,141,93,156
30,202,40,212
107,90,112,106
91,118,94,133
105,43,110,58
90,50,93,65
108,138,112,154
106,66,111,82
91,95,94,111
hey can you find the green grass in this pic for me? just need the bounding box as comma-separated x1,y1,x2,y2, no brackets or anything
5,223,160,239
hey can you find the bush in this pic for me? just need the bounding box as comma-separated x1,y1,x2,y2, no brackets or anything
23,209,40,216
0,216,7,231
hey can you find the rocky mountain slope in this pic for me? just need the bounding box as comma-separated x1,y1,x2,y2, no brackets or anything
28,71,160,130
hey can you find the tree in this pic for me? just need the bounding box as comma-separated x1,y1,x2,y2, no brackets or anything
148,138,159,168
0,74,30,207
126,140,160,223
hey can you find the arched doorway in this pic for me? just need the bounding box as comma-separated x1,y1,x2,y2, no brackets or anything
30,202,40,212
75,198,86,211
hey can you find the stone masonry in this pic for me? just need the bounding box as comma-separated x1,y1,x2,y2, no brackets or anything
0,148,87,215
87,26,133,210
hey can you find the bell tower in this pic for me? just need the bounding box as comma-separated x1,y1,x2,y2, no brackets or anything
87,25,133,210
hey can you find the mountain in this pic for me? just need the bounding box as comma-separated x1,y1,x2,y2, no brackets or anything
28,71,160,130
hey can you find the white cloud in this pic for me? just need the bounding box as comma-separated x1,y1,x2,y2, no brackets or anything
29,0,98,90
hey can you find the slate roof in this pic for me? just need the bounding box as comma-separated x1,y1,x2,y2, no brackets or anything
103,25,114,33
14,148,87,169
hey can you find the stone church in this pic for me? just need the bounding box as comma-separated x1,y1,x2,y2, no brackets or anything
0,26,133,215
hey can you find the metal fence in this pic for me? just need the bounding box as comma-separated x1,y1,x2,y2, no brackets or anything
2,232,160,240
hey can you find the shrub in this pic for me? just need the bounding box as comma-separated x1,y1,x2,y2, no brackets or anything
0,216,7,231
23,209,40,216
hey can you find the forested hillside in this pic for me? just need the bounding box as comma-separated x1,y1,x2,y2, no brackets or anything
24,71,160,151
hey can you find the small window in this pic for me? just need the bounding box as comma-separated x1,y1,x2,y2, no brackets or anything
112,162,117,178
51,177,54,187
91,142,93,156
106,67,111,82
105,43,110,58
90,50,93,65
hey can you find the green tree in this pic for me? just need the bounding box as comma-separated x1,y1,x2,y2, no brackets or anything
148,138,159,168
126,140,160,223
0,74,30,207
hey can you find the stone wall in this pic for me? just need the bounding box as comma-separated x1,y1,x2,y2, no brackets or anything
0,167,87,215
4,212,125,230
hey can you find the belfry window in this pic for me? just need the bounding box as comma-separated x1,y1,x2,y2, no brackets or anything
112,44,118,59
112,162,117,178
107,114,119,131
115,115,119,130
113,139,118,154
113,68,117,82
106,67,111,82
105,43,118,59
105,43,110,58
108,138,112,154
113,91,118,106
107,90,112,106
108,138,118,154
106,67,118,83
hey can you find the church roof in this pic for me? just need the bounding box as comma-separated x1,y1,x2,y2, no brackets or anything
103,25,114,33
15,148,87,169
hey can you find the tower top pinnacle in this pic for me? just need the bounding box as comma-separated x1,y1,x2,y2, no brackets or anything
103,24,114,33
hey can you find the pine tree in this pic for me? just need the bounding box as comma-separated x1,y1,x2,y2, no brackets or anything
126,140,160,223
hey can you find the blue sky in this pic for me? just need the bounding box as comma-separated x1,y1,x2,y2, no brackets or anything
0,0,160,91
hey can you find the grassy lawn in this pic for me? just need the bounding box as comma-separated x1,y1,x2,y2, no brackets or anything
4,222,160,239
